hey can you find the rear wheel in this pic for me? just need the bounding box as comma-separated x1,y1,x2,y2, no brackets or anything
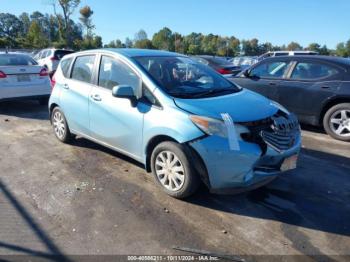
51,107,73,143
323,103,350,142
151,142,200,199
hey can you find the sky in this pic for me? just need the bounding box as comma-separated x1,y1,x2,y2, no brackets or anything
1,0,349,48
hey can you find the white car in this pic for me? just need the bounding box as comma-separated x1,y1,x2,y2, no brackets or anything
0,52,51,104
258,51,318,61
34,49,74,76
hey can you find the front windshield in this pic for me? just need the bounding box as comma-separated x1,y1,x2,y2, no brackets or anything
134,56,240,98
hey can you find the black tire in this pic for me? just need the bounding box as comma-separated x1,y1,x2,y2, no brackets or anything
51,107,73,143
38,97,49,106
323,103,350,142
150,141,200,199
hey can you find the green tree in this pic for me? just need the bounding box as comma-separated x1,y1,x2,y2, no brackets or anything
134,29,148,42
287,41,302,51
152,27,174,51
241,39,259,56
125,37,133,48
19,12,31,36
183,32,203,54
52,0,81,47
0,13,23,45
134,39,153,49
25,21,49,48
335,42,348,57
79,5,94,37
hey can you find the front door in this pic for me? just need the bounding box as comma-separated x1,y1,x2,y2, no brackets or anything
277,60,342,119
89,55,145,160
233,60,291,101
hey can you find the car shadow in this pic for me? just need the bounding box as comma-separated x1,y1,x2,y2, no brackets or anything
300,123,326,134
70,136,145,169
0,100,49,121
186,148,350,238
0,179,71,261
67,134,350,238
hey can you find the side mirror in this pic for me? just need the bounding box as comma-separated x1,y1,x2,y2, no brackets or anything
243,69,250,78
112,85,136,99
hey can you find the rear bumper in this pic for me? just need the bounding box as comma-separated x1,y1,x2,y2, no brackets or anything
189,132,301,193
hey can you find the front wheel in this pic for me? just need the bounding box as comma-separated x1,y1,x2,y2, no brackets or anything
151,142,200,199
323,103,350,142
51,107,73,143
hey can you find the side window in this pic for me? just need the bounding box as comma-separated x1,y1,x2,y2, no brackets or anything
60,57,73,78
98,56,140,91
291,62,339,80
34,51,41,60
142,85,160,106
41,51,48,59
250,61,289,78
71,55,95,83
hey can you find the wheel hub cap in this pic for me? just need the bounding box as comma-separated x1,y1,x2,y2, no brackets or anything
155,151,185,191
330,109,350,137
53,111,66,139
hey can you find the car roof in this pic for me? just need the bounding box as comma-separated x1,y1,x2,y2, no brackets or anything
0,52,31,56
262,55,350,67
98,48,181,58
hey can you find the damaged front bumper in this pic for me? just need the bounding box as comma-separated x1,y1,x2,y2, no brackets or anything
189,130,301,194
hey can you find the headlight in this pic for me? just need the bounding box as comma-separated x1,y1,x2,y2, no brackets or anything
189,115,227,137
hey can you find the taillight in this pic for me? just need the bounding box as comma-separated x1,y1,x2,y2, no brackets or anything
217,68,232,75
51,74,56,89
39,68,49,77
0,71,7,78
50,57,58,61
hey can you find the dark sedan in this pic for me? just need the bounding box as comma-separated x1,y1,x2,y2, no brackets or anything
192,55,241,76
231,55,350,141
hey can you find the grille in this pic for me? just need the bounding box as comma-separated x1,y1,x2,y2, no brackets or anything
260,130,298,152
240,110,299,153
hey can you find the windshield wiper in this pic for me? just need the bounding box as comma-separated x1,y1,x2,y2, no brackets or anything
190,88,237,98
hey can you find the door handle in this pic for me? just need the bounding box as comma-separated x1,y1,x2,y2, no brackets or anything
62,84,69,89
321,86,330,89
91,94,102,101
269,82,277,86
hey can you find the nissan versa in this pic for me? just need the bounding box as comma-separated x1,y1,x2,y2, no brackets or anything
49,49,301,198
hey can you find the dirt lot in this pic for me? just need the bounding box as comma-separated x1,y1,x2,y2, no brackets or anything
0,100,349,261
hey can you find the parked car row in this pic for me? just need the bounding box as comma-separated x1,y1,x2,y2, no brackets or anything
191,55,242,76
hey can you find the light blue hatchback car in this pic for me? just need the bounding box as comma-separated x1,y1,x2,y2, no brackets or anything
49,49,301,198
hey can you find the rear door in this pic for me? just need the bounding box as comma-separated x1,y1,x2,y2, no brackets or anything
277,59,343,122
59,55,97,135
232,59,292,101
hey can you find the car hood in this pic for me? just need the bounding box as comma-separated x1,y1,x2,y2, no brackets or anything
173,89,279,122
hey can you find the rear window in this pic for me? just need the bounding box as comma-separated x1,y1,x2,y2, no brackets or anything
60,57,73,78
291,62,339,80
0,54,38,66
54,50,74,60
